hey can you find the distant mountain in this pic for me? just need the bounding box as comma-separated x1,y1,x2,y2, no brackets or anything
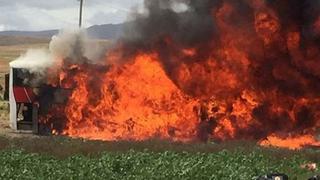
0,30,58,38
0,23,124,40
87,23,123,39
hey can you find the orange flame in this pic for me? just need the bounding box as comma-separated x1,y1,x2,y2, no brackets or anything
260,134,320,150
39,1,320,149
63,54,199,141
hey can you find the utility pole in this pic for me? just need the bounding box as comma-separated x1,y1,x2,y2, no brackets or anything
79,0,84,28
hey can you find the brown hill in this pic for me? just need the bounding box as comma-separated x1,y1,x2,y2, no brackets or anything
0,36,50,46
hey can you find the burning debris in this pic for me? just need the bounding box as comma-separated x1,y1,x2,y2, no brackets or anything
8,0,320,149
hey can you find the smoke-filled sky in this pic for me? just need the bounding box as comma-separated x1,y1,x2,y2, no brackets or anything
0,0,143,31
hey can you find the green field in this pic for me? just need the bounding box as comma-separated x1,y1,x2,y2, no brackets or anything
0,149,311,180
0,136,319,180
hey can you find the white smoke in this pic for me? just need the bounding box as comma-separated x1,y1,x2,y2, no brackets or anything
9,48,54,73
49,29,84,62
171,2,189,13
10,29,106,72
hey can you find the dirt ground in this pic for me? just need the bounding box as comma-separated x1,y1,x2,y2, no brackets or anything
0,59,10,135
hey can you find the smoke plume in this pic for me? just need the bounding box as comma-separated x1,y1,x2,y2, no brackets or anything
10,29,106,75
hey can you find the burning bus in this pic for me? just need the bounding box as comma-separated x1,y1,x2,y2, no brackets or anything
6,67,38,133
6,65,71,134
5,0,320,150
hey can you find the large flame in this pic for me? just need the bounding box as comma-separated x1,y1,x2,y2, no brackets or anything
41,0,320,149
63,54,199,141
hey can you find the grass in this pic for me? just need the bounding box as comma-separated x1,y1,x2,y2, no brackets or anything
0,135,318,161
0,136,319,179
0,143,318,179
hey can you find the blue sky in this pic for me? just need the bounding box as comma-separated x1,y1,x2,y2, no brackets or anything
0,0,143,31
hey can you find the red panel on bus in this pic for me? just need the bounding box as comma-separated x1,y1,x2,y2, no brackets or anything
13,87,36,103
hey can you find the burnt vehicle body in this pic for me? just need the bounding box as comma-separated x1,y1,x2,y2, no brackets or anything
5,67,71,134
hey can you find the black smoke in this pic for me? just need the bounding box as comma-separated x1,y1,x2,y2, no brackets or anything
117,0,320,139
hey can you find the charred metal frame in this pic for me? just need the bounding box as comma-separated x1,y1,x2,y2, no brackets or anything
6,67,71,134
